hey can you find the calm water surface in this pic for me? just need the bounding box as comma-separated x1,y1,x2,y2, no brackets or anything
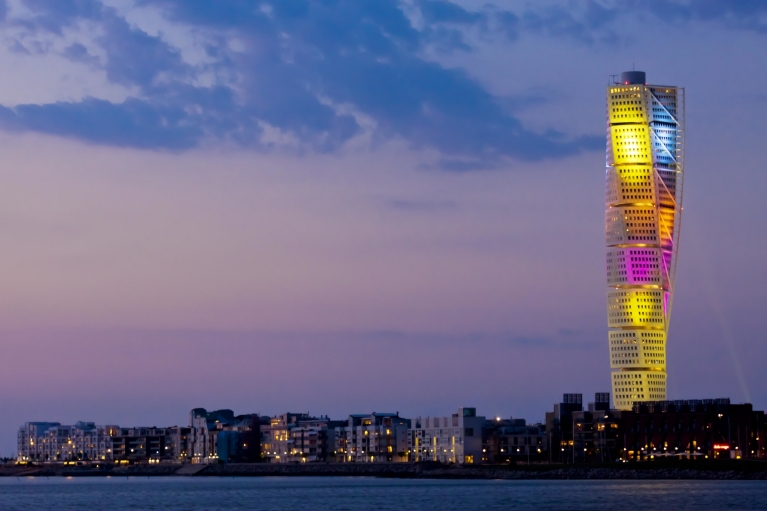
0,477,765,510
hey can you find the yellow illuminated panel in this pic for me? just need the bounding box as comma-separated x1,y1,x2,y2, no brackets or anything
610,126,652,165
607,289,664,328
608,86,649,124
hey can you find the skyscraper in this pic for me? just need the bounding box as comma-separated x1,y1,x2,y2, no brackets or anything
605,71,684,410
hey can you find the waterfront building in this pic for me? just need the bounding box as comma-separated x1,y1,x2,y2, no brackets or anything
216,417,263,464
261,413,311,463
409,408,483,464
111,427,177,463
571,406,623,463
605,70,685,409
169,426,192,462
189,408,261,463
335,413,410,462
546,393,767,463
621,399,766,460
259,413,342,463
546,393,594,463
189,408,235,463
481,418,546,464
286,417,344,463
17,422,60,462
17,421,191,464
547,403,624,464
17,422,117,463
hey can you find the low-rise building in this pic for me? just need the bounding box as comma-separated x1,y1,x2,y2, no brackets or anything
482,418,547,463
17,422,60,462
287,417,344,463
261,413,311,463
545,393,586,463
190,409,235,463
569,393,623,464
621,399,766,461
189,408,262,463
170,426,192,462
409,408,483,464
216,419,263,464
336,413,409,462
111,427,178,463
17,422,117,463
546,394,767,463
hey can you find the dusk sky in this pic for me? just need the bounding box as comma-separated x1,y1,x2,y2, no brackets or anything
0,0,765,455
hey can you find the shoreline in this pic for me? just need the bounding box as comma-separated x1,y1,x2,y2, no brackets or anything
2,461,767,480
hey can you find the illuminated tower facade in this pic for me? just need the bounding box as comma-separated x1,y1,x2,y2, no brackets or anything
605,71,684,410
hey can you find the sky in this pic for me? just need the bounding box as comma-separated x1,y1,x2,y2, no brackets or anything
0,0,765,455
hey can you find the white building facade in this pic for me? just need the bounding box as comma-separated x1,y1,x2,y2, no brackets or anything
17,422,117,462
409,408,484,464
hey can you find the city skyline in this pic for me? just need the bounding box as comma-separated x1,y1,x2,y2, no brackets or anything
0,0,765,457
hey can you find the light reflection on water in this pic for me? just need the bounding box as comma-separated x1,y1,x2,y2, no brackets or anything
0,476,765,510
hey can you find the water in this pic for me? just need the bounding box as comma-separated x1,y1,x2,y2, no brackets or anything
0,477,765,510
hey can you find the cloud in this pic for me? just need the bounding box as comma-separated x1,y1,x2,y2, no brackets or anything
62,42,99,66
0,0,605,164
2,0,761,163
634,0,767,33
17,0,105,34
97,12,190,90
417,0,486,25
0,97,201,149
484,0,767,47
520,0,619,45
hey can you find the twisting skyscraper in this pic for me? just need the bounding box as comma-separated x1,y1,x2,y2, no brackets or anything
605,71,684,410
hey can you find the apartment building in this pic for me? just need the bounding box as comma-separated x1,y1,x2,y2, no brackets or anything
17,422,117,463
261,413,310,463
482,418,547,463
409,408,484,464
111,427,183,463
189,408,261,463
286,417,344,463
621,399,766,461
335,413,409,462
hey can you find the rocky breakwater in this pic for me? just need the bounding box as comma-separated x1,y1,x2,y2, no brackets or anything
199,462,767,480
0,464,182,477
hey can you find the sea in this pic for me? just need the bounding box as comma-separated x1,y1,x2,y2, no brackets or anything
0,476,765,510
